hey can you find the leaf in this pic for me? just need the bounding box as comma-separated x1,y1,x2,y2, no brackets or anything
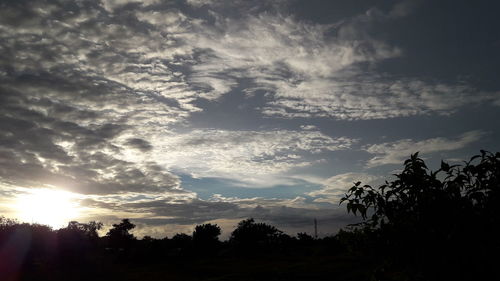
470,155,481,161
355,188,364,196
441,161,450,172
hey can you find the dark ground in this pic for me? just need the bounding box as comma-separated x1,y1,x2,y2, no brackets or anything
20,251,377,281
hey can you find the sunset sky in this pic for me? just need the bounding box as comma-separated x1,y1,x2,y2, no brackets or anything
1,0,499,238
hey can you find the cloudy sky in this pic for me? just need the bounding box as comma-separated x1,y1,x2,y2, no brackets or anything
1,0,499,238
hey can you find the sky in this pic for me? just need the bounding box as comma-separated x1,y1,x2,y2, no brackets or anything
1,0,499,238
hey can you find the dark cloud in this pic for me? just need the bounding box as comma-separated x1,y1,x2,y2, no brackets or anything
80,194,356,236
125,138,153,151
0,69,181,196
0,0,199,197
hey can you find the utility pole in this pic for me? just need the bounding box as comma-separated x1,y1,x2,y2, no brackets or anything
314,218,318,239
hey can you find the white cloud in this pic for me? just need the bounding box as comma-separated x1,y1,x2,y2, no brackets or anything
262,76,496,120
134,129,358,187
185,0,216,7
209,193,319,210
181,13,400,100
1,2,370,196
5,0,493,125
169,5,498,120
300,125,317,130
308,172,380,203
364,130,485,167
101,0,161,11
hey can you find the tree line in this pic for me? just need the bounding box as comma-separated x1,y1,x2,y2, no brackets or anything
0,216,343,259
0,215,346,280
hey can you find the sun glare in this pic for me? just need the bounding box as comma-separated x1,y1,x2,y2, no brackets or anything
15,188,81,229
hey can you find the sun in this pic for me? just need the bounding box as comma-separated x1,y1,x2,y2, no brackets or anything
15,188,81,229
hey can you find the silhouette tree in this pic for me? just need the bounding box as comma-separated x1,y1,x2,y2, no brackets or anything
0,216,18,229
171,233,192,245
64,221,103,239
57,221,102,266
171,233,193,255
341,151,500,280
142,235,155,242
106,219,136,249
230,218,283,251
192,223,221,252
297,232,314,242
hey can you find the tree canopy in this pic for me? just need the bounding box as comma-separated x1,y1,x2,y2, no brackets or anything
341,150,500,280
106,218,136,248
193,223,221,244
230,218,283,247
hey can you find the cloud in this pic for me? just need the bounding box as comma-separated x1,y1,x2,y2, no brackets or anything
0,0,202,196
181,12,400,102
125,138,153,152
101,0,161,11
144,129,357,187
262,76,499,120
175,0,497,120
308,172,380,203
185,0,216,8
364,130,485,167
0,1,364,230
208,194,358,236
3,0,494,141
79,192,355,238
0,72,191,195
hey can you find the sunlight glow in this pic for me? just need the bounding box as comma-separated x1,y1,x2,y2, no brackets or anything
15,188,81,229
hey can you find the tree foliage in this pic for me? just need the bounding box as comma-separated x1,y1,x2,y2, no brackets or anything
230,218,283,247
106,218,136,248
63,221,103,239
171,233,193,252
193,223,221,245
340,151,500,279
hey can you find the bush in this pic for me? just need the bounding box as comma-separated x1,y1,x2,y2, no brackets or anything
341,151,500,280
